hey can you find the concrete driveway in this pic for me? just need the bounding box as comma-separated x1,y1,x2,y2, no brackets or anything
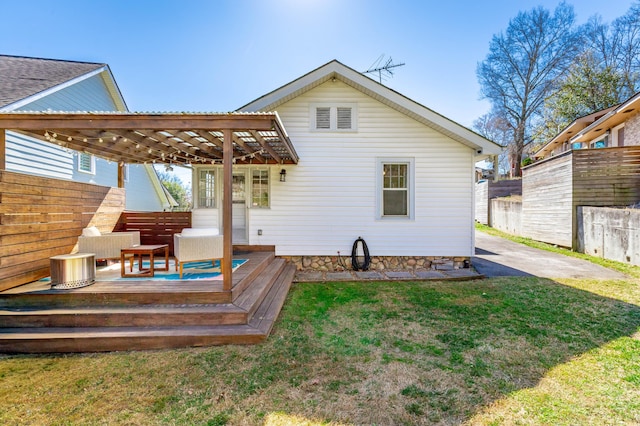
473,231,628,279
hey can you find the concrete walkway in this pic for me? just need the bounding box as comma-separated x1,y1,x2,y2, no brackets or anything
294,231,627,282
473,231,628,279
294,267,479,282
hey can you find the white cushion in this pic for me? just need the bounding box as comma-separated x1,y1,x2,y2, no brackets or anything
82,226,101,237
180,227,219,237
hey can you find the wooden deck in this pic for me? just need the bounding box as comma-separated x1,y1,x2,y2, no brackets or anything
0,250,296,353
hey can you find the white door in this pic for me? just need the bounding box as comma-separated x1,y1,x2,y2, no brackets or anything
232,171,248,243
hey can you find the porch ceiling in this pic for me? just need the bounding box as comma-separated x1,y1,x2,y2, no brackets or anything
0,111,299,166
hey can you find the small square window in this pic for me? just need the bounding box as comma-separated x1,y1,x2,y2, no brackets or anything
78,153,95,174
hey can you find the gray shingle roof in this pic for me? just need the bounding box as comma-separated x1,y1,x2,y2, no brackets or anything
0,55,105,108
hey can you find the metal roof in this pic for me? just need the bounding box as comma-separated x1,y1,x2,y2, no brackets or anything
0,111,298,166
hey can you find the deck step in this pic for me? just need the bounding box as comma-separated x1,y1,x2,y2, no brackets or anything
0,325,266,353
234,258,286,316
250,264,296,335
0,253,295,353
0,304,247,328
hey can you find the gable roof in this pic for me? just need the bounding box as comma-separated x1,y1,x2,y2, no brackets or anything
238,60,502,157
0,54,127,111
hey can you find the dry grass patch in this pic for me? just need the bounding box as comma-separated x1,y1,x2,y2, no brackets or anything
1,277,639,425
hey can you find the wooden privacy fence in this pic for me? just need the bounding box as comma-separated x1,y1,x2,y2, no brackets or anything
115,211,191,256
522,146,640,249
0,171,125,291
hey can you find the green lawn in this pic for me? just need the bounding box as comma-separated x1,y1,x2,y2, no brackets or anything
1,276,639,425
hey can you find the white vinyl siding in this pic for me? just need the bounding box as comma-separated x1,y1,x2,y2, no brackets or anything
238,80,475,257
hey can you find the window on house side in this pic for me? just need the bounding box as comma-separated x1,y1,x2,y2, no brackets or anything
383,163,408,216
377,158,414,219
198,170,216,208
251,169,269,208
78,153,95,174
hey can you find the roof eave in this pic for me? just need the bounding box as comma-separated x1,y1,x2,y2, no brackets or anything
239,60,502,156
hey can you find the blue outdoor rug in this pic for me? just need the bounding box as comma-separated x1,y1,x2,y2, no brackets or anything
38,259,248,289
97,258,248,281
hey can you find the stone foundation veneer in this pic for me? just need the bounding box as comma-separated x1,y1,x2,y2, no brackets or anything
282,255,470,272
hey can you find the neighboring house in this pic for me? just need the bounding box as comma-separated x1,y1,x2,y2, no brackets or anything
533,90,640,160
0,54,175,211
190,60,501,270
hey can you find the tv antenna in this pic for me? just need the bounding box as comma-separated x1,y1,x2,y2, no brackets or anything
363,55,405,83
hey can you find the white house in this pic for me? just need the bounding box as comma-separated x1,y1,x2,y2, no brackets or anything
188,60,501,271
0,54,175,211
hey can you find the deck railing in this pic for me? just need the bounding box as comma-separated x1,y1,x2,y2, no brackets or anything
115,211,192,256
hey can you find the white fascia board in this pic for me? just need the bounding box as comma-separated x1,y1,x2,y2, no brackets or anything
0,66,111,112
240,60,502,156
99,65,128,112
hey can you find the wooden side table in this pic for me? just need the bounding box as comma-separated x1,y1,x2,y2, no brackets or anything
120,244,169,278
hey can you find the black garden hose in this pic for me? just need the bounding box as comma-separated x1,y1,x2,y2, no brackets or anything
351,236,371,271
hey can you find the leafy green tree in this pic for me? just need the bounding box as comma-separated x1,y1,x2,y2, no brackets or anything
477,2,583,176
156,170,191,211
534,52,624,144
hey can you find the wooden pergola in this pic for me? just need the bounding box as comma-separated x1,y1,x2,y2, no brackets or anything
0,111,299,291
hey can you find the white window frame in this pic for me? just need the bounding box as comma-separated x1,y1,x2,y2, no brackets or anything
611,123,625,147
376,157,415,220
78,152,95,174
197,168,217,208
250,168,270,209
310,103,357,132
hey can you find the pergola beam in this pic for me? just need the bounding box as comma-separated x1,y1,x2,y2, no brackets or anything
0,113,278,131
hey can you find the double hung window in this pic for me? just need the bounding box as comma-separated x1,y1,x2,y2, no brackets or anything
377,158,414,219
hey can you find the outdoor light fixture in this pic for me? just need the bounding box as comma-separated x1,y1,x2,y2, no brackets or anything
279,169,287,182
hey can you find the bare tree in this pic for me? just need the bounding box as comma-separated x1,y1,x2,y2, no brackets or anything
477,2,583,176
473,112,512,177
585,1,640,99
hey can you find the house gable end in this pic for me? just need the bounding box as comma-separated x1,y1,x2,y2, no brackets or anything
238,60,501,157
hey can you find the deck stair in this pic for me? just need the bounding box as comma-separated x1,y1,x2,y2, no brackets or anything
0,250,295,353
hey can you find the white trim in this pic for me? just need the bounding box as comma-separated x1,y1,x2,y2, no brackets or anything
612,123,625,147
375,157,415,220
77,152,95,174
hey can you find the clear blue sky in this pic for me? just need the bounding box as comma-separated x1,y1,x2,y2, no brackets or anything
1,0,635,128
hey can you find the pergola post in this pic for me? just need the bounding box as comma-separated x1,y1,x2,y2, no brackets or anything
117,162,125,188
0,130,5,170
493,155,499,182
222,129,233,292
